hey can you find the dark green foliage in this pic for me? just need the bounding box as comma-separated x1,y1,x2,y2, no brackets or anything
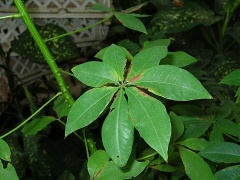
11,24,79,63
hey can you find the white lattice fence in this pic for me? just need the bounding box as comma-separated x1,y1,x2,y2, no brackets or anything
0,0,111,108
0,0,111,80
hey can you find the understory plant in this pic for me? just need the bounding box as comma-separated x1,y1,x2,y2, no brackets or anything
1,0,240,179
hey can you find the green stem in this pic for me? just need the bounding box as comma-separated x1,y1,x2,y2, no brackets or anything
0,92,62,139
45,13,114,42
57,119,84,142
13,0,74,106
59,69,74,77
0,13,22,20
83,129,90,159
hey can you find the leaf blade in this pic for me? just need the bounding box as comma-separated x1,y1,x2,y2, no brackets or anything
127,46,168,80
0,139,11,161
133,65,212,101
22,116,55,135
114,12,147,34
126,87,171,161
102,88,134,167
103,44,127,81
179,146,214,180
72,61,119,87
65,87,118,136
199,142,240,163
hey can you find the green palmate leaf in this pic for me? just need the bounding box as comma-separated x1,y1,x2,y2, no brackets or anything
102,89,134,167
65,87,118,136
160,51,197,67
133,65,212,101
199,142,240,163
220,69,240,86
178,138,210,151
214,165,240,180
125,87,171,161
53,96,71,118
0,139,11,161
0,163,19,180
103,44,126,81
179,146,214,180
22,116,55,135
114,12,147,34
127,46,168,80
72,61,119,87
87,150,110,178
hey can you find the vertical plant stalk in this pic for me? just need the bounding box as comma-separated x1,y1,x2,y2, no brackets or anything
13,0,74,106
13,0,99,155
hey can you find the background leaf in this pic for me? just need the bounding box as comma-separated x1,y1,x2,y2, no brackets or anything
127,46,168,80
178,138,210,151
114,12,147,34
220,69,240,86
102,89,134,167
53,96,71,118
143,39,171,49
199,142,240,163
72,61,119,87
22,116,55,135
133,65,212,101
65,87,118,136
0,163,18,180
0,139,11,161
169,112,184,141
179,146,214,180
89,159,148,179
87,150,110,178
126,87,171,161
103,44,126,81
214,165,240,180
160,51,197,67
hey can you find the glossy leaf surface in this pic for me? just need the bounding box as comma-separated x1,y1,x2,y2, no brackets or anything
0,139,11,161
126,87,171,161
220,69,240,86
160,51,197,67
72,61,119,87
103,44,126,81
114,12,147,34
199,142,240,163
87,150,110,178
0,163,18,180
65,87,118,136
102,89,133,167
214,165,240,180
133,65,212,101
178,138,210,151
88,150,148,179
179,146,214,180
127,46,168,80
